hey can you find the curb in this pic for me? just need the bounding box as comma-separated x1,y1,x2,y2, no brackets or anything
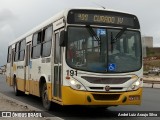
0,92,42,111
0,92,64,120
143,83,160,89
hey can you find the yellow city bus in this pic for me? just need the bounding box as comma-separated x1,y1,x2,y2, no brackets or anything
6,8,143,110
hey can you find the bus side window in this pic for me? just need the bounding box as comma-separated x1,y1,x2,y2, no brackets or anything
7,46,12,63
32,32,42,59
19,39,26,61
42,26,52,57
54,33,61,64
15,42,19,61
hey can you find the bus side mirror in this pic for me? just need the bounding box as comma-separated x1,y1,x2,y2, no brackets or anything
60,30,67,47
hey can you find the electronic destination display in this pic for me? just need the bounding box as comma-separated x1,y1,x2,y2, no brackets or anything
67,9,140,29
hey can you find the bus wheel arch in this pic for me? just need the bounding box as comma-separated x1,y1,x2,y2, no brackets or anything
39,76,52,110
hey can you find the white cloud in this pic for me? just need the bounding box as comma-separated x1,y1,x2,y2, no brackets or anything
0,8,15,20
0,24,15,65
0,8,17,65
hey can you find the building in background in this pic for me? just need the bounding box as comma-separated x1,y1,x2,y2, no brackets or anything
142,36,153,57
142,36,153,48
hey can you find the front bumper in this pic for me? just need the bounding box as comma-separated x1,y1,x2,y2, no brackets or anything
61,86,142,106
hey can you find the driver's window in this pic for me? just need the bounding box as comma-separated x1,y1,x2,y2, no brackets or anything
120,35,136,57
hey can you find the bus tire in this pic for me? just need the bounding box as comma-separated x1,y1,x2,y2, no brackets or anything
13,77,21,96
42,83,52,110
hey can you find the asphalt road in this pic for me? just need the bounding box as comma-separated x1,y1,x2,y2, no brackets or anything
0,75,160,120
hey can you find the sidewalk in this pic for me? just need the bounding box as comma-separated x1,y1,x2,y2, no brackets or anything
0,93,49,120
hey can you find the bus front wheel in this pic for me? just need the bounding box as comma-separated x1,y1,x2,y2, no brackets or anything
42,83,52,110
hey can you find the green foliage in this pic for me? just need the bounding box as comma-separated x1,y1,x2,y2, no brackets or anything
146,47,160,57
144,60,160,71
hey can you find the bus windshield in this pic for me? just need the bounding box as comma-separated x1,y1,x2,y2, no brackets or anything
66,26,141,73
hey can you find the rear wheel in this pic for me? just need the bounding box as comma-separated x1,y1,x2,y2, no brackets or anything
13,77,21,96
42,83,52,110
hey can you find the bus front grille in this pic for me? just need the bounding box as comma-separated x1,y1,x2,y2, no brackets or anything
89,87,123,90
82,76,130,84
92,94,120,101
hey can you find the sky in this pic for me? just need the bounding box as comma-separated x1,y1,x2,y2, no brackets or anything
0,0,160,66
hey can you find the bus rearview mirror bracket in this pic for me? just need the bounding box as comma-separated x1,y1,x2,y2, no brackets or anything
60,30,67,47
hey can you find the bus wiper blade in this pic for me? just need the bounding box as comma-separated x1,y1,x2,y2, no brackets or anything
111,28,126,44
86,25,100,43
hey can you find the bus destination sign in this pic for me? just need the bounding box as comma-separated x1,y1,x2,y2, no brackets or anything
67,10,140,29
75,13,133,26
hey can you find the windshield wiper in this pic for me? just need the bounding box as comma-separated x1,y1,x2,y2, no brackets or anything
111,28,126,44
86,25,100,43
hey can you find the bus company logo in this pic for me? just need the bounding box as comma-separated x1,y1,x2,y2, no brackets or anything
2,112,11,117
105,86,110,91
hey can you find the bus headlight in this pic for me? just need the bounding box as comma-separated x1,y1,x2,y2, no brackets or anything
128,80,141,91
68,78,86,91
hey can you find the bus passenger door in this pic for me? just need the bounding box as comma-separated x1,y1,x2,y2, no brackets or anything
53,30,63,100
24,42,31,94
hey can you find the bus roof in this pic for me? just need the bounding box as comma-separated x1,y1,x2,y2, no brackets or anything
9,7,138,46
